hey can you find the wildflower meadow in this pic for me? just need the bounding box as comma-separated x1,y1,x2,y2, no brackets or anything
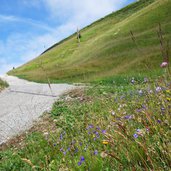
1,65,171,170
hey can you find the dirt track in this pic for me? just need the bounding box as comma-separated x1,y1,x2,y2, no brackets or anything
0,75,74,144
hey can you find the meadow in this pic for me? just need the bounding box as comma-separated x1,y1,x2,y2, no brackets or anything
1,0,171,170
1,67,171,170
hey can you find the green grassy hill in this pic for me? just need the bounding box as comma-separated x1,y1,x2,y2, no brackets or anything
8,0,171,83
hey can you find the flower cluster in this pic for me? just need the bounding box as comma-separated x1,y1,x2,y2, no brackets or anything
78,156,85,166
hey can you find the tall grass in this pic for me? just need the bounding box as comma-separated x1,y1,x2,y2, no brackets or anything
0,78,8,91
1,68,171,170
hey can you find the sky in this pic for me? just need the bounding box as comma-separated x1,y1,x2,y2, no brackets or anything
0,0,135,74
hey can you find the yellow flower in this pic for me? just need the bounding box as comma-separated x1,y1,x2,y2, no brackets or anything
166,90,171,94
102,140,109,145
166,97,171,101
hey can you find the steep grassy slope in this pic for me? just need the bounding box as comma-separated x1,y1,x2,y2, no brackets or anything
9,0,171,83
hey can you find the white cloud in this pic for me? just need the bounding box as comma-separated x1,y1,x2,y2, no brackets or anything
0,14,55,32
44,0,127,27
0,15,17,21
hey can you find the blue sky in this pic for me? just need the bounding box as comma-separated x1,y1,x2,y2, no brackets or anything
0,0,135,74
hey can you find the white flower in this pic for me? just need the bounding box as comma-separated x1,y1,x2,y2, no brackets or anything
111,111,115,116
138,90,143,95
156,86,162,92
149,90,153,94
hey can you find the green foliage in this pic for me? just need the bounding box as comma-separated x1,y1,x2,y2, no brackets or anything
0,78,8,91
51,101,71,117
1,71,171,170
51,101,76,129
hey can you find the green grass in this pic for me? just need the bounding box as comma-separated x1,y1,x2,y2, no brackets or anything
0,78,8,91
1,0,171,170
1,70,171,170
8,0,171,83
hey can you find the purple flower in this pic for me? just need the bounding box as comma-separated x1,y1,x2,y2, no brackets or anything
136,109,142,113
142,104,147,109
102,130,106,134
95,131,99,135
78,156,85,166
124,115,132,120
88,124,94,129
63,151,66,155
133,133,138,139
80,156,85,162
78,161,82,166
96,126,100,130
161,107,165,111
53,143,57,146
94,150,98,155
136,129,141,132
157,119,161,124
60,134,63,140
74,148,78,153
161,107,165,114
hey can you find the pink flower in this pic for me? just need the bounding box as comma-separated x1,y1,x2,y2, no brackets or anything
160,62,168,68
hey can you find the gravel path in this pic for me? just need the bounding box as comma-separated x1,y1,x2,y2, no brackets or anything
0,75,75,144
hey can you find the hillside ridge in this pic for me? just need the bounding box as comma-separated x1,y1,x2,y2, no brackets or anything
9,0,171,83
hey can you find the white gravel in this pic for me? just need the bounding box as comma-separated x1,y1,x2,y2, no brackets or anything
0,75,75,145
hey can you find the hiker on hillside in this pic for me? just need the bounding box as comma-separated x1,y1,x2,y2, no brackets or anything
77,28,81,43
